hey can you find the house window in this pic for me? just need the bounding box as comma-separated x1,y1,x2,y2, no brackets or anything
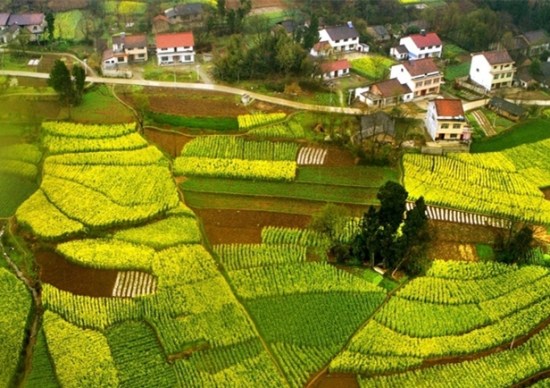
441,124,449,129
117,57,124,62
476,68,479,72
184,55,192,61
452,124,461,129
506,73,512,77
449,134,458,139
161,56,169,61
494,74,499,79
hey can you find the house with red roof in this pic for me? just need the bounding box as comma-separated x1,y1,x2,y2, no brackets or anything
391,31,442,60
356,78,413,107
103,33,148,68
469,50,515,92
155,32,195,65
425,99,471,141
320,59,350,80
389,58,442,98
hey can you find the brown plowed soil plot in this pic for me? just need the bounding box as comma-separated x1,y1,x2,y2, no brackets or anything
123,88,249,117
36,251,117,297
542,187,550,200
194,208,310,244
144,127,194,157
312,373,359,388
323,147,356,167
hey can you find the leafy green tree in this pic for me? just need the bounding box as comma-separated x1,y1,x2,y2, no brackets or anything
72,65,86,104
49,59,74,105
46,12,55,41
377,181,408,234
309,203,350,243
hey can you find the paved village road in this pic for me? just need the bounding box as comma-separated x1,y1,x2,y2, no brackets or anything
0,69,365,114
2,70,550,117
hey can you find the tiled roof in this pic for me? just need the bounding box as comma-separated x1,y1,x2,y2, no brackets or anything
489,97,526,117
481,50,513,65
402,58,439,76
8,13,44,26
320,59,349,73
370,78,411,97
408,32,441,48
324,25,358,41
156,32,194,48
522,30,550,45
434,99,464,117
395,44,408,54
0,13,10,26
174,2,204,17
113,34,147,48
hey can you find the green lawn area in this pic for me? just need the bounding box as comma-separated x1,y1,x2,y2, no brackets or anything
147,112,238,131
182,177,380,205
481,108,514,134
69,86,135,123
470,118,550,152
350,55,395,80
0,175,38,218
476,244,494,261
54,10,85,41
297,166,398,187
143,63,199,83
444,62,470,81
442,43,467,59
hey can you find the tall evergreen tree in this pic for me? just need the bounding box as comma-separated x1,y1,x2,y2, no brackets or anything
377,181,408,234
48,59,74,105
72,65,86,105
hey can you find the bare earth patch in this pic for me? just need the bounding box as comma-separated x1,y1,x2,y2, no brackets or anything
194,208,310,244
144,127,194,157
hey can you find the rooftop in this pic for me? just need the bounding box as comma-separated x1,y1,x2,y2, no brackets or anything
113,34,147,49
407,32,442,48
434,99,464,117
522,29,550,45
370,78,411,98
489,97,526,117
0,13,10,26
7,13,44,26
320,59,349,73
401,57,439,76
324,24,358,41
155,32,194,49
480,50,514,65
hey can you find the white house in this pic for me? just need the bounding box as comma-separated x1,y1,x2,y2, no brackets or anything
103,33,148,68
469,50,515,92
425,98,471,141
320,59,350,80
355,78,413,107
155,31,195,65
389,58,442,98
311,22,359,56
392,31,442,60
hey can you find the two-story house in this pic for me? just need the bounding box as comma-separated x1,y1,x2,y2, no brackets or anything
521,30,550,56
7,13,46,41
425,99,471,141
355,78,413,107
320,59,350,80
390,31,442,60
389,58,442,98
102,33,148,68
155,32,195,65
469,50,515,92
311,22,359,56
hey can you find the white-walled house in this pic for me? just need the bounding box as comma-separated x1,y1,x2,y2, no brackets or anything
469,50,515,92
103,33,148,68
155,32,195,65
392,31,442,60
311,23,359,56
389,58,442,98
320,59,350,80
425,99,471,141
355,79,413,107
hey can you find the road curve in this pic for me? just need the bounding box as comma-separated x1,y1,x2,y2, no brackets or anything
0,69,365,114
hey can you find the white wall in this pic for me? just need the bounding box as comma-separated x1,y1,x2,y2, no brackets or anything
469,55,492,91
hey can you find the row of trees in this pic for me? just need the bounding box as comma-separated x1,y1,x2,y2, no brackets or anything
310,182,430,276
48,60,86,106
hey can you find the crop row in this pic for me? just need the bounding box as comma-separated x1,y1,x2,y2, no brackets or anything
42,121,136,139
46,146,165,166
181,136,299,161
230,262,383,299
43,311,119,387
174,157,297,181
261,226,330,248
396,265,548,304
43,132,147,154
249,121,306,139
0,269,31,388
359,325,550,387
426,260,517,280
214,243,307,271
237,113,286,129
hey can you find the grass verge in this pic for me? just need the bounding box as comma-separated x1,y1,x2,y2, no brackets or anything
470,118,550,152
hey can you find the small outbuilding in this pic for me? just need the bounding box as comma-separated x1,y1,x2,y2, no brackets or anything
487,97,527,121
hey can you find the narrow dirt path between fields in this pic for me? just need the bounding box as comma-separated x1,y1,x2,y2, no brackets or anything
0,226,42,387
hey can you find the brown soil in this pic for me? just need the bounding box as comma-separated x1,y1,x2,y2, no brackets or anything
144,127,194,157
426,242,478,262
311,373,359,388
323,147,356,167
542,187,550,200
121,88,249,117
35,251,117,297
427,220,501,244
194,208,310,244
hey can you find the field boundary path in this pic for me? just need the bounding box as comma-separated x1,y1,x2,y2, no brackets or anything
470,110,496,136
406,202,511,228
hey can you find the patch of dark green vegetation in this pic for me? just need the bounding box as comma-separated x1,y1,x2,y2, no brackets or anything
148,112,238,131
471,118,550,153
